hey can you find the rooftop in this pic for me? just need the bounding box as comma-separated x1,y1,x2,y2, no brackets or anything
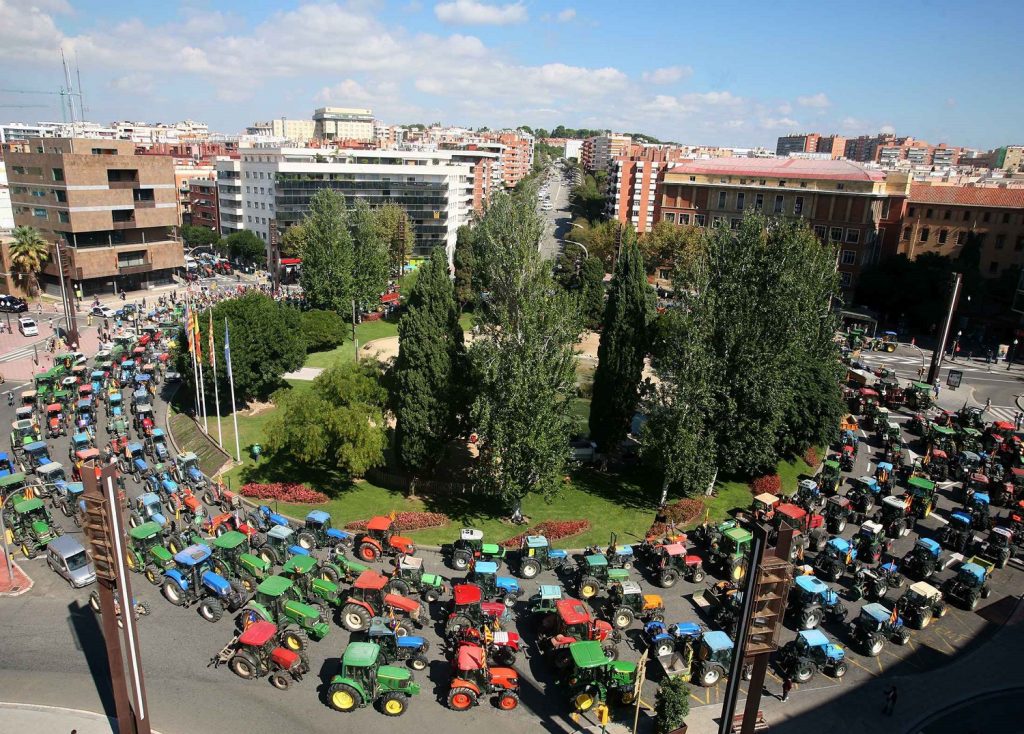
664,157,886,182
908,183,1024,208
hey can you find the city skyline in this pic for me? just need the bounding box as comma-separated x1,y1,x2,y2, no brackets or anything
0,0,1021,149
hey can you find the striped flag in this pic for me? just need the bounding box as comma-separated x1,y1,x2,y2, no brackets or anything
185,305,195,354
208,311,215,367
191,308,202,361
224,320,233,381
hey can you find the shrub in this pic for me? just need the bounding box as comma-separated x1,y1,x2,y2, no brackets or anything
300,309,347,353
660,498,705,525
655,677,690,734
501,519,590,548
749,474,781,495
345,511,449,531
240,482,328,504
802,446,820,468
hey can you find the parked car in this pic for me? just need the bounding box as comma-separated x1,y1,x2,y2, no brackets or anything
92,305,116,318
18,317,38,337
46,534,96,588
0,295,28,313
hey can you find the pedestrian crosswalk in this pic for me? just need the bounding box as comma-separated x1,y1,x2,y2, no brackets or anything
986,405,1018,424
0,344,44,364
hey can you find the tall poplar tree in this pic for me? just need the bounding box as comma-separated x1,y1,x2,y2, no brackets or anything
350,199,391,311
298,189,354,312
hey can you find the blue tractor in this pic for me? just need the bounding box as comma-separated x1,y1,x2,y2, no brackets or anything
847,602,910,656
120,441,151,482
642,620,702,659
776,629,848,682
964,492,992,531
937,511,975,554
847,476,881,524
161,543,249,622
465,560,521,607
295,509,353,552
366,616,430,671
128,491,168,528
812,537,857,582
247,504,291,534
787,575,847,630
900,537,950,580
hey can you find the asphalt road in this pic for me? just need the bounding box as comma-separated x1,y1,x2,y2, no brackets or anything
0,337,1021,734
538,168,573,262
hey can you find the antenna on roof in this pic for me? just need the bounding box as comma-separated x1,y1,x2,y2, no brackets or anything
75,51,86,119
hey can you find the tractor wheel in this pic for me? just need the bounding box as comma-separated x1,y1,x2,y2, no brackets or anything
691,568,706,583
574,689,598,712
341,603,371,632
830,602,848,622
380,692,408,717
981,587,992,599
894,628,911,646
59,500,73,518
601,643,619,661
448,687,477,711
699,665,722,687
144,565,161,586
320,565,341,585
729,557,749,582
917,608,933,629
392,622,411,637
214,525,228,538
793,662,814,683
799,608,823,630
210,558,231,579
446,614,474,636
519,558,541,579
229,652,260,680
162,580,186,606
654,640,674,658
202,490,215,506
269,672,291,690
198,598,225,623
935,601,948,618
296,531,316,551
491,645,516,667
497,691,520,710
237,570,258,594
128,511,142,528
89,590,102,614
280,625,309,651
835,519,847,534
386,579,410,596
409,654,428,671
229,580,249,610
658,568,679,588
502,593,516,608
865,633,884,657
259,546,279,567
326,682,361,713
579,576,600,599
21,543,37,559
833,661,849,678
612,607,635,630
423,588,440,604
358,542,380,563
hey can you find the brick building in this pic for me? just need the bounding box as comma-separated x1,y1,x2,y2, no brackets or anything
608,146,689,233
188,178,220,233
6,138,185,295
776,133,846,159
581,134,632,172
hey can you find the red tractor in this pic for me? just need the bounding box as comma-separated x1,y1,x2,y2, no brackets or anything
771,503,828,560
211,620,309,690
539,598,622,670
353,516,416,562
340,570,423,633
203,511,259,540
446,641,520,712
445,583,513,637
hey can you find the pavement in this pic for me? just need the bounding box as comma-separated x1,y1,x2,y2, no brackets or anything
538,167,573,261
0,549,32,595
0,701,119,734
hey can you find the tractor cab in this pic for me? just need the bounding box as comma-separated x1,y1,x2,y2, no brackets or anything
11,419,41,453
778,628,847,682
751,492,781,522
655,541,705,588
957,405,985,431
907,382,933,410
813,537,857,582
939,510,976,554
448,582,513,633
125,521,175,577
959,428,983,456
107,391,123,413
895,581,947,629
955,451,982,481
328,641,420,715
444,528,508,572
900,537,947,580
975,527,1014,569
566,640,638,709
129,492,168,528
789,575,846,625
552,598,617,647
69,432,93,460
941,559,993,610
528,584,565,618
823,496,852,534
174,452,208,490
575,554,630,598
347,570,423,629
691,630,737,687
258,524,309,566
90,370,105,392
24,440,51,471
854,520,891,564
10,496,61,557
794,481,822,511
876,495,913,538
354,516,416,563
369,617,429,671
466,560,520,606
965,491,992,531
907,476,938,519
74,398,94,430
515,534,567,579
247,575,331,640
773,502,826,556
131,388,152,413
819,460,842,494
297,509,352,551
15,405,35,423
0,452,13,478
19,390,38,413
147,429,170,461
134,405,155,437
840,443,855,472
926,448,949,481
45,403,66,439
849,602,909,656
605,580,665,629
707,525,753,582
36,461,68,496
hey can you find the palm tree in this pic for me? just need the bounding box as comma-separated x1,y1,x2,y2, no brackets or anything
9,226,50,296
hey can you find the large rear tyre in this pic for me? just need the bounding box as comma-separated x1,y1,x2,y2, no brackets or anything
793,662,814,683
280,624,309,651
162,580,186,606
448,687,477,711
658,568,679,588
229,652,260,680
296,531,316,551
341,603,371,632
519,558,541,579
198,598,224,623
612,607,635,629
358,542,380,563
326,683,361,713
579,576,600,599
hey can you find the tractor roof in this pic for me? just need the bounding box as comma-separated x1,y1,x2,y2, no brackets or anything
932,424,956,436
930,449,947,459
859,388,878,396
828,495,850,508
974,492,990,505
129,521,162,540
283,555,318,574
306,509,330,524
950,510,972,525
128,442,144,452
993,527,1013,540
25,440,47,451
138,492,160,507
398,555,422,571
857,475,878,486
585,554,608,567
76,448,100,460
37,461,64,475
456,643,485,672
861,603,893,623
453,583,482,606
877,461,893,471
916,537,941,554
825,460,840,469
619,580,642,595
151,428,165,438
538,584,563,600
909,581,940,598
526,535,549,548
569,640,610,669
267,525,293,540
173,544,212,566
256,575,294,597
908,476,935,491
474,560,498,575
827,537,852,553
353,570,389,590
46,403,62,412
13,419,34,430
795,575,828,594
663,542,687,557
724,527,752,542
993,420,1015,431
960,563,986,582
1013,467,1024,479
366,516,392,532
213,530,248,550
0,473,26,487
703,630,733,652
798,629,830,648
970,473,989,484
238,620,278,646
557,598,592,625
72,432,89,443
886,421,899,431
460,528,484,541
342,641,380,668
76,399,92,410
179,452,198,461
755,492,781,505
14,497,44,513
883,495,907,510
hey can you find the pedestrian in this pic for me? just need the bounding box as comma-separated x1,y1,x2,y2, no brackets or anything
883,685,898,715
6,392,13,407
1015,411,1022,431
781,677,792,702
985,397,992,412
917,366,925,380
933,380,941,399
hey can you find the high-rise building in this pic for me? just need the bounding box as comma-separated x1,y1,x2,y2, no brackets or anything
608,146,690,233
581,134,632,172
0,162,14,232
492,131,534,188
188,178,220,233
215,157,243,235
776,133,846,159
312,108,374,142
5,138,185,294
246,119,317,144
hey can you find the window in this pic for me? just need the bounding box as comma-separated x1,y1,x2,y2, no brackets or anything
845,229,860,244
814,225,827,240
778,180,786,187
117,250,146,268
11,166,25,175
1003,212,1011,224
33,208,47,218
841,250,856,265
881,199,891,218
903,227,911,241
829,227,843,242
730,218,741,230
938,229,948,244
664,212,676,223
713,216,724,227
800,181,807,188
839,272,852,287
794,196,804,215
58,211,69,223
995,234,1006,250
755,194,763,211
736,192,745,210
717,191,727,208
12,186,26,194
989,261,999,274
920,228,929,242
926,208,933,219
836,183,845,190
91,148,117,155
1017,236,1024,252
773,195,784,213
688,176,696,182
31,190,46,198
759,179,766,186
680,213,690,225
51,168,64,181
54,190,66,203
983,211,991,223
963,210,970,221
247,215,252,222
956,231,967,245
659,269,671,280
261,202,266,210
246,186,251,193
943,209,951,220
909,207,916,217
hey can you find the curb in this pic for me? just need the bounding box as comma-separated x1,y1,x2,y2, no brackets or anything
0,700,165,733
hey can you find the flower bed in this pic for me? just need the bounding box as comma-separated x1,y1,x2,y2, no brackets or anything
749,474,781,495
659,498,705,526
241,482,328,504
345,511,450,531
501,519,590,548
802,446,820,468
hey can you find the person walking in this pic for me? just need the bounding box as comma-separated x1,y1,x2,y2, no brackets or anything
933,380,941,399
985,397,992,413
6,392,13,407
781,677,792,702
883,685,898,715
1015,411,1022,431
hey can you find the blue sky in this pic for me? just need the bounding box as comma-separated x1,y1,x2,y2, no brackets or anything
1,0,1020,148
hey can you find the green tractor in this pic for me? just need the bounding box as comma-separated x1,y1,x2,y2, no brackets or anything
209,530,272,593
9,496,62,558
384,555,448,603
705,524,752,582
564,641,638,712
125,521,176,585
574,554,630,599
242,575,331,648
279,554,350,609
819,460,842,495
442,528,508,572
9,419,41,455
326,641,421,717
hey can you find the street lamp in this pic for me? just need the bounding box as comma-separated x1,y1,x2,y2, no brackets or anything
563,239,589,259
1008,339,1019,371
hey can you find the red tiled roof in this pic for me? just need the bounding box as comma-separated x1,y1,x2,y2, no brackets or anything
909,184,1024,208
663,157,885,182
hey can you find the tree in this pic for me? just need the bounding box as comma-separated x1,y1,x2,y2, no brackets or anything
578,253,607,329
568,218,620,271
9,226,49,296
280,222,307,257
393,247,466,474
350,199,390,310
590,235,654,452
654,678,691,734
180,225,219,248
298,189,355,313
264,360,387,478
221,230,264,262
300,309,346,353
453,225,475,308
469,191,583,519
374,202,414,277
639,220,704,276
570,172,608,223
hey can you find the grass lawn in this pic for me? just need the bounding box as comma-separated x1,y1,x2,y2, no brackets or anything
702,451,819,526
303,318,400,369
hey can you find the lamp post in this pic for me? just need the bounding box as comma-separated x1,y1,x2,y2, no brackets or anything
951,330,962,361
1008,339,1019,371
563,238,589,259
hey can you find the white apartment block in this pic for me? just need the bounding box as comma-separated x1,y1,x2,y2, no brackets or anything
215,157,243,235
246,119,316,144
312,108,374,142
0,162,14,232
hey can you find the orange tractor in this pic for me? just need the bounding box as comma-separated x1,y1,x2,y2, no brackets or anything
353,516,416,563
446,641,520,712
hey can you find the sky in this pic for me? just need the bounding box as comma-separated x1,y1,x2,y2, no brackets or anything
1,0,1021,149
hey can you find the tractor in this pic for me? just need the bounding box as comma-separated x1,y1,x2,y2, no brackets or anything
201,511,258,541
906,382,932,410
787,575,848,630
120,441,151,483
900,537,950,580
873,495,914,538
352,516,416,563
839,443,855,473
793,481,824,512
849,561,903,602
255,524,308,566
853,521,892,564
279,554,351,611
538,597,621,668
446,641,520,711
564,641,638,711
68,432,93,462
937,511,975,554
528,584,565,630
23,440,51,472
941,558,994,610
776,629,848,683
696,581,747,638
584,533,635,570
907,476,939,519
847,476,882,524
465,560,520,607
35,461,69,500
247,504,291,534
242,575,331,644
770,503,828,559
50,480,84,519
442,528,508,572
642,620,703,659
813,537,857,582
127,492,168,529
973,526,1014,569
603,580,665,629
513,534,568,579
819,460,842,495
211,620,310,690
875,461,895,494
955,453,983,482
363,616,429,671
124,521,176,585
699,522,752,582
9,496,62,558
687,630,748,687
894,582,947,629
747,492,781,523
822,496,852,534
161,543,249,622
133,404,155,439
209,530,272,593
45,403,67,439
574,554,630,599
10,418,41,455
964,492,992,531
925,448,949,482
882,422,903,462
173,452,209,492
201,481,243,514
445,583,514,638
339,570,423,634
376,555,448,606
295,509,352,552
145,428,171,462
654,541,705,588
847,602,910,656
326,642,420,716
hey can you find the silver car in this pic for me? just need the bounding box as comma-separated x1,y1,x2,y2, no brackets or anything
46,535,96,588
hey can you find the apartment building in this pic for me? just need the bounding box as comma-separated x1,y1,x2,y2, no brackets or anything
312,108,374,142
775,133,847,159
6,138,184,294
609,146,690,233
246,119,316,143
656,158,907,292
215,157,243,235
581,134,632,172
0,162,13,231
899,184,1024,277
188,178,220,232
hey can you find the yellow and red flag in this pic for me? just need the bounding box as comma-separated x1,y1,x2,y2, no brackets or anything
208,311,215,367
190,308,202,361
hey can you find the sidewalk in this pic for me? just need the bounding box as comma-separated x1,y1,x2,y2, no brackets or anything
0,702,117,734
0,549,32,595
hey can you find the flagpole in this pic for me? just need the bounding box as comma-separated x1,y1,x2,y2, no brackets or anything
225,317,241,463
185,292,201,423
209,312,223,449
195,305,208,434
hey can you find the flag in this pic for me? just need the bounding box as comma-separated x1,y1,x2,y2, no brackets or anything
888,606,898,625
224,320,233,381
191,308,202,361
208,311,215,367
185,305,195,354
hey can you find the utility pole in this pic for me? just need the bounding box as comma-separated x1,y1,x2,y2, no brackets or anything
55,240,79,347
927,272,962,385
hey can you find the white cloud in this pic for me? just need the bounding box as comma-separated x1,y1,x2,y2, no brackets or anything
434,0,527,25
759,117,800,130
682,91,743,106
880,124,896,135
316,78,373,103
641,65,692,85
796,92,830,108
777,103,792,115
556,8,576,22
110,73,154,95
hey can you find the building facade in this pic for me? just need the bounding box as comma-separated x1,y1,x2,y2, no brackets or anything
6,138,185,295
776,133,847,159
581,134,632,172
608,147,691,233
0,162,14,232
246,119,316,143
312,108,374,142
188,178,220,233
215,157,243,235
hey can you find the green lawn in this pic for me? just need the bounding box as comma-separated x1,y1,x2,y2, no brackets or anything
703,451,819,525
303,318,400,369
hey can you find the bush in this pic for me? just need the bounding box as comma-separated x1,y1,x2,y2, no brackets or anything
660,498,705,525
240,482,328,504
501,519,590,548
345,511,449,531
300,309,346,353
803,446,820,468
655,677,690,734
749,474,782,495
